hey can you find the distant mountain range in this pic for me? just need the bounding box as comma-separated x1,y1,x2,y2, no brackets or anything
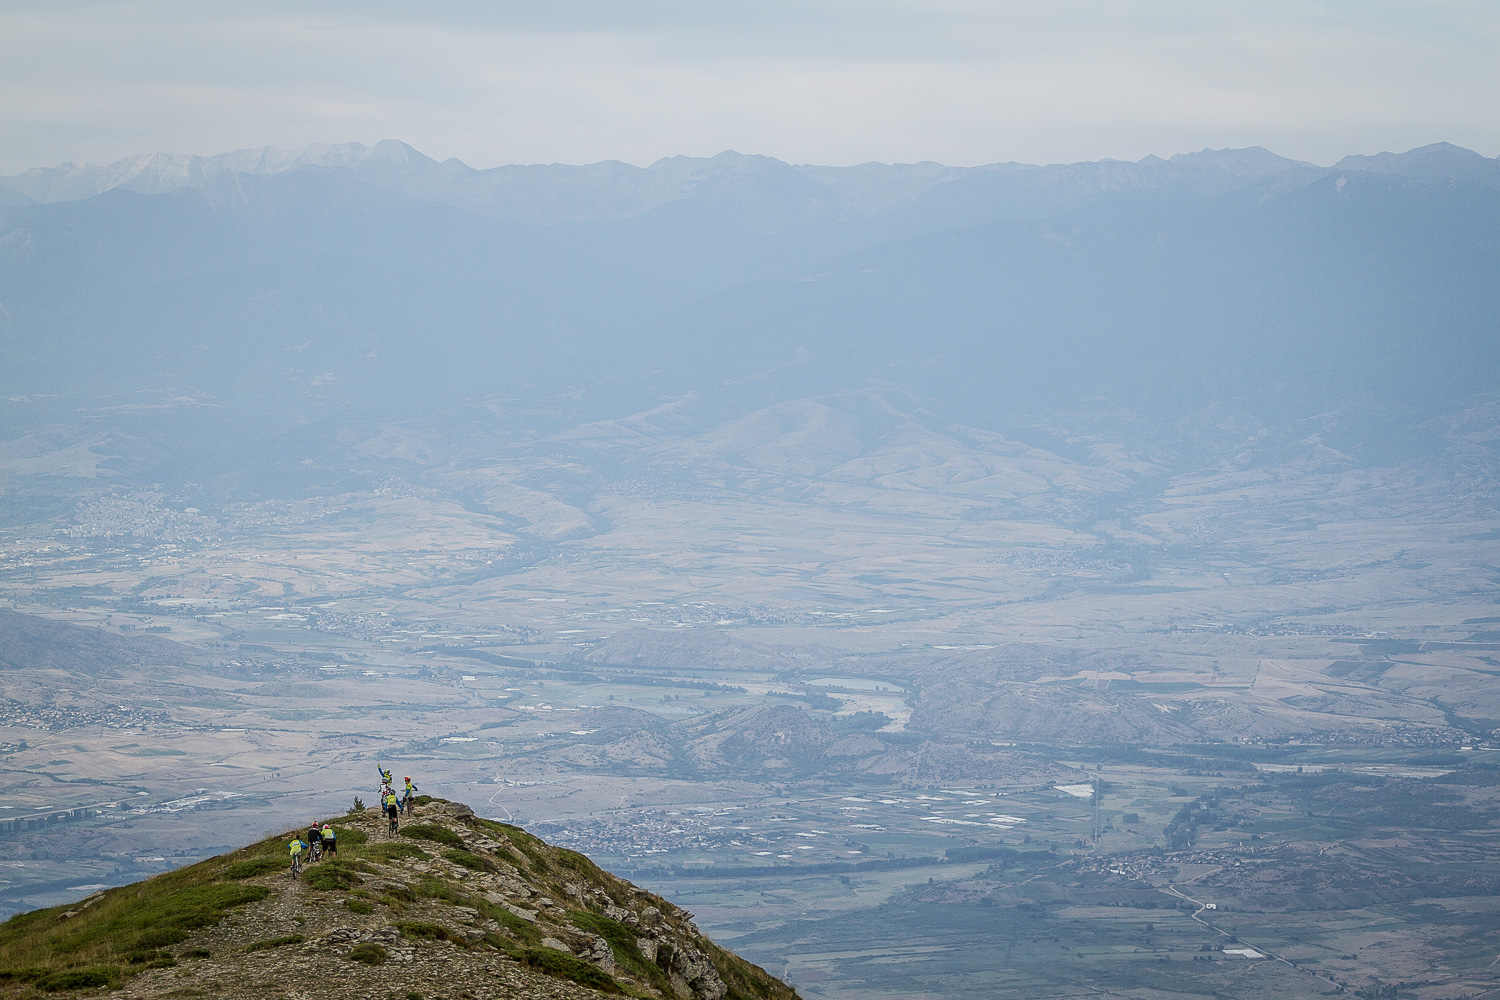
0,140,1325,221
1,141,1497,492
9,139,1492,222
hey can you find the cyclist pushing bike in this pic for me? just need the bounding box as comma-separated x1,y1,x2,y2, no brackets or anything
385,789,400,834
289,836,308,878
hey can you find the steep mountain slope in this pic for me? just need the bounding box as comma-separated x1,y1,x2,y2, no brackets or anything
0,800,798,1000
0,609,197,675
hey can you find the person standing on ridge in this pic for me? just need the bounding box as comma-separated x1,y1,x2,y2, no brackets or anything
402,776,419,816
321,822,337,856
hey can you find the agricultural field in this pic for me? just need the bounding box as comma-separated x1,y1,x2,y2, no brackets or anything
691,765,1500,999
5,595,1500,996
4,379,1500,998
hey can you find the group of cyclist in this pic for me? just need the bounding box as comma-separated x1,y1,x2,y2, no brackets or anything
287,821,337,877
288,764,423,875
378,766,419,832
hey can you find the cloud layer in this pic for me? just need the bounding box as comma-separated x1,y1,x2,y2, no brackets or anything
2,1,1496,172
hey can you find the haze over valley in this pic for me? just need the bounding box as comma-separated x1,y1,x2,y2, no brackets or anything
4,139,1500,998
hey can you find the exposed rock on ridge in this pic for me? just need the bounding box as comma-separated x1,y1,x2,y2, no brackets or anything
0,799,798,1000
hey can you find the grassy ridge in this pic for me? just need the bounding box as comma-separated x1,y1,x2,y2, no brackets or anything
0,822,366,992
0,849,272,990
0,803,799,999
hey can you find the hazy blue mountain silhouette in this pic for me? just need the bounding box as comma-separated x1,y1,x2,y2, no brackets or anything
1,142,1496,486
645,165,1500,425
1335,141,1500,189
0,140,1315,223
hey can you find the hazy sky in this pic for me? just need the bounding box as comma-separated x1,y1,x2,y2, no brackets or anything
2,0,1496,173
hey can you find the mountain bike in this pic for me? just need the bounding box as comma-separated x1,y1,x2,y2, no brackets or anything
290,853,303,879
387,807,399,836
311,840,322,863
